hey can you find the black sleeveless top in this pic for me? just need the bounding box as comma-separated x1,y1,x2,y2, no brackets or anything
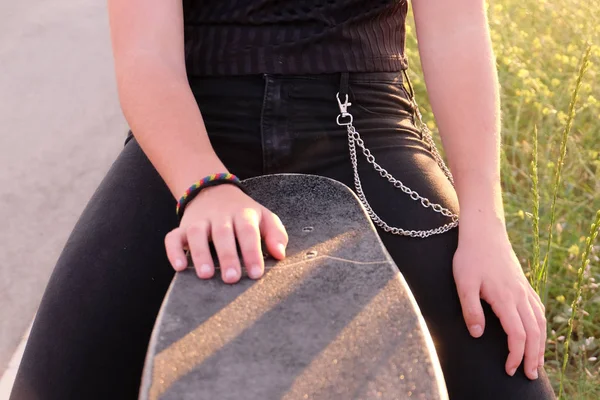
182,0,409,76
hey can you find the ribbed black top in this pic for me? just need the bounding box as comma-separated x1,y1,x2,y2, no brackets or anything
182,0,409,76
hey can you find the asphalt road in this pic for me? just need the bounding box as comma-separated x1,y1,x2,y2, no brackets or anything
0,0,125,382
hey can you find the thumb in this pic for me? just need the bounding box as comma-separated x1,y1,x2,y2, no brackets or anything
259,209,288,260
457,280,486,338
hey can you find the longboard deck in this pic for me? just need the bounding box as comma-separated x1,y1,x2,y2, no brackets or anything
140,174,448,400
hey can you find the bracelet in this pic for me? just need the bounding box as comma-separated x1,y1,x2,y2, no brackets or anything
176,173,245,220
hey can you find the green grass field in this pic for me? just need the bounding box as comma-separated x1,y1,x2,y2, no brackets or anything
405,1,600,398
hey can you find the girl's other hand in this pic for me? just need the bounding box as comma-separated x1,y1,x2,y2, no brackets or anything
453,218,546,381
164,184,288,284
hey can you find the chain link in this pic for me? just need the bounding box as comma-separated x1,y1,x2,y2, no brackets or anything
411,98,455,186
336,90,459,238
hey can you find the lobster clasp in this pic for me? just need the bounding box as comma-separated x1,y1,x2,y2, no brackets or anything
336,92,353,126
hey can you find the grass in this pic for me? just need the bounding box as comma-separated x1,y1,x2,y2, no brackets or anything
405,1,600,398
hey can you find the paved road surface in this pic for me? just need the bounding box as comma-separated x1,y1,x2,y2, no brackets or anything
0,0,125,388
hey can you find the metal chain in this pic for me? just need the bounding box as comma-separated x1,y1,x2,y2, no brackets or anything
336,91,459,238
411,101,455,186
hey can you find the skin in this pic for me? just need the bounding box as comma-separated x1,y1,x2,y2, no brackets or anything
412,0,546,380
107,0,546,384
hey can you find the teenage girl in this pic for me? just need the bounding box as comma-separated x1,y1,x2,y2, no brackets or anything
11,1,556,399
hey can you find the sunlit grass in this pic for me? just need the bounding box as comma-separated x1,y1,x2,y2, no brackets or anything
406,1,600,398
539,45,592,306
560,210,600,397
531,124,541,292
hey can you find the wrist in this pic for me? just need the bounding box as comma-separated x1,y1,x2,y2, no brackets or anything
459,206,505,225
455,175,505,224
184,183,245,210
175,173,244,219
458,209,509,242
172,164,230,198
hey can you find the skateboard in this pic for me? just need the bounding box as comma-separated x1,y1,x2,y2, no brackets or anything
139,174,448,400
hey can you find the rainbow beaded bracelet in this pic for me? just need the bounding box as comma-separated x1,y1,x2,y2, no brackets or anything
176,173,245,220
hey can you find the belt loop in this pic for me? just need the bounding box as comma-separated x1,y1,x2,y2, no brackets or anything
401,69,415,100
339,72,349,98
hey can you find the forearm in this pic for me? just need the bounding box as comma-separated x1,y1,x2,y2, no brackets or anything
413,0,504,225
115,55,227,198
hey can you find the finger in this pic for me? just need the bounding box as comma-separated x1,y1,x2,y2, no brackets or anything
492,301,526,377
518,299,541,380
530,288,544,306
456,280,485,338
529,291,547,368
212,218,241,284
234,209,264,279
165,228,188,271
186,221,215,279
259,209,288,260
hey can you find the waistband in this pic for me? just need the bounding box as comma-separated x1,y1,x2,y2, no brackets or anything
336,70,415,99
186,70,408,96
125,70,415,146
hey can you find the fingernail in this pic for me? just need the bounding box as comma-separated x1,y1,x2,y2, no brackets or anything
530,369,538,379
225,269,238,281
278,243,286,257
199,264,212,275
470,324,483,337
249,265,262,279
508,368,516,377
175,259,185,269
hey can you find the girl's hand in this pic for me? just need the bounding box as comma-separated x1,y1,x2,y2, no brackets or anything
453,218,546,381
164,184,289,284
